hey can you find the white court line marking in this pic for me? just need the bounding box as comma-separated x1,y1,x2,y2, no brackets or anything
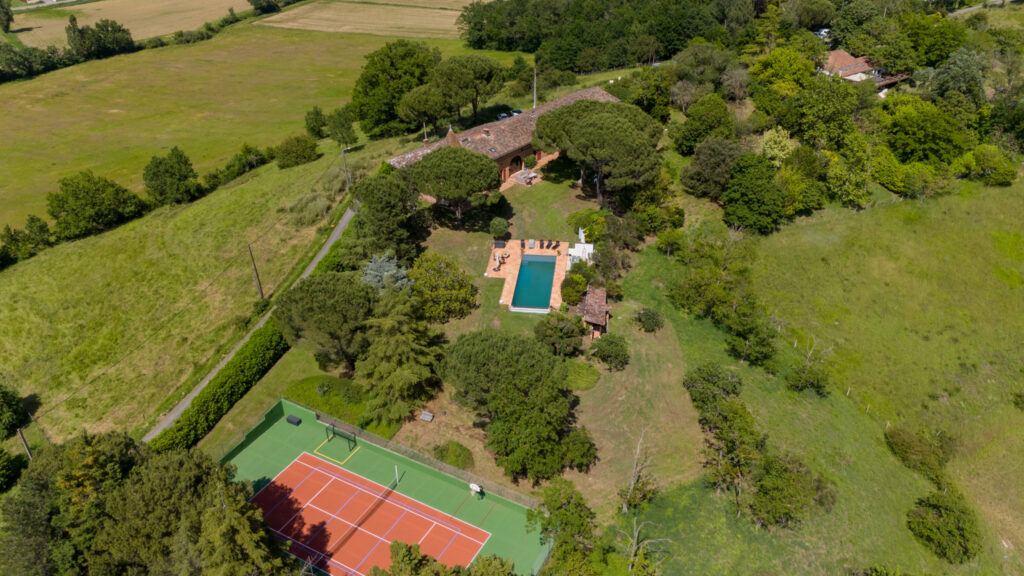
278,473,334,532
268,526,364,576
293,455,490,546
417,523,435,544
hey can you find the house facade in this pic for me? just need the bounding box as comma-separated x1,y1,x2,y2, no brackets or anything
387,86,620,182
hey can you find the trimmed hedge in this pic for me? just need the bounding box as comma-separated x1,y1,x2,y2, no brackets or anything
149,320,290,452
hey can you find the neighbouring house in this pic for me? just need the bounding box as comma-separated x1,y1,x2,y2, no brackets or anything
825,49,874,83
577,286,610,338
387,86,619,182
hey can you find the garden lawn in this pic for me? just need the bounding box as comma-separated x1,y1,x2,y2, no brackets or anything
629,248,1015,574
0,149,338,443
753,183,1024,572
0,24,519,227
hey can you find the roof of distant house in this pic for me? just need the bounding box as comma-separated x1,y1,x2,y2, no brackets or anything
577,287,610,327
826,49,873,78
387,86,619,170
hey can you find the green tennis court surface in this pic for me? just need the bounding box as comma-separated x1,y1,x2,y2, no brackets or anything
223,400,549,575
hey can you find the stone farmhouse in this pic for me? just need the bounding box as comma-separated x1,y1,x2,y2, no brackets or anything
387,86,619,182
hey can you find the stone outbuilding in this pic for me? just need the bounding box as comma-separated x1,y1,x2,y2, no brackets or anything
577,286,610,338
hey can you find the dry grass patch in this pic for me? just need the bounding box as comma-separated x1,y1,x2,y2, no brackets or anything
11,0,251,47
565,299,704,521
258,1,460,38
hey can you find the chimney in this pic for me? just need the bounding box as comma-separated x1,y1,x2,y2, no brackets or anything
422,138,430,147
483,128,491,137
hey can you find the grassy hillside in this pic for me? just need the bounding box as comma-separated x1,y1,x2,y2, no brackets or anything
0,25,518,227
629,248,1018,575
0,147,343,443
752,184,1024,573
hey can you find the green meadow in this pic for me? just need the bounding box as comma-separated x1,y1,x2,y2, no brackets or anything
0,24,519,228
749,184,1024,573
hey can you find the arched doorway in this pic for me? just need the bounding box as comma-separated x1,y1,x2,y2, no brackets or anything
509,156,523,174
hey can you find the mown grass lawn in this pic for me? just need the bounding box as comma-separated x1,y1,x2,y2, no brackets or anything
753,182,1024,571
0,25,520,227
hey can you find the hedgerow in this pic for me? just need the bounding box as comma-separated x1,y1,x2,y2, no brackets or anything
149,320,289,452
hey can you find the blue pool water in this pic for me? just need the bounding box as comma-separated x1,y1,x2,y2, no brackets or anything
511,255,556,311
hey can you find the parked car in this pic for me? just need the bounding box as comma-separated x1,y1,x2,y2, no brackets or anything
511,109,522,116
497,113,510,120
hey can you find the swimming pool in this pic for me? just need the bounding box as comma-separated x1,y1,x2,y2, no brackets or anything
510,255,556,312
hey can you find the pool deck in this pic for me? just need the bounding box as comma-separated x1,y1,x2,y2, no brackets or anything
485,240,568,311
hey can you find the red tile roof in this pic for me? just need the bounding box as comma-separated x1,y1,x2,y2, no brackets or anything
826,49,873,77
576,287,610,327
388,86,619,169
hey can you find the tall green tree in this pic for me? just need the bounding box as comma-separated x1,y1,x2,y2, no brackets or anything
274,272,376,370
749,47,815,99
0,381,26,439
65,16,134,60
0,0,13,34
534,312,586,357
680,136,742,201
406,146,499,224
340,173,424,268
357,291,441,423
783,74,857,150
880,96,968,164
408,252,478,323
432,54,504,122
672,93,734,154
527,478,597,561
721,154,787,234
47,171,147,241
143,146,204,205
534,100,660,204
305,105,327,139
351,40,439,137
398,83,456,135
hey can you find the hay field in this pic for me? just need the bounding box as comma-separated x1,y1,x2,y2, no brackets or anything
10,0,251,48
0,25,518,228
258,1,461,39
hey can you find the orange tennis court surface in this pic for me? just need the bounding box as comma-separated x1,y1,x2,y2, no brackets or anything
251,452,490,575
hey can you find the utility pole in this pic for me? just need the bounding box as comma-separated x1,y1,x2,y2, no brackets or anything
248,243,264,300
533,65,537,109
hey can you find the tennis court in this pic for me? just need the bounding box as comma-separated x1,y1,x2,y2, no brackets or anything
253,452,488,575
223,400,549,575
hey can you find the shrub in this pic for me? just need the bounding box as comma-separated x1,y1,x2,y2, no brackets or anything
590,333,629,370
1013,392,1024,411
47,171,148,241
906,490,982,564
560,274,587,307
0,383,27,440
275,134,320,169
786,359,829,397
149,321,290,452
884,426,955,485
524,154,538,169
682,363,742,413
203,143,269,189
534,312,587,357
749,454,814,530
433,440,474,470
634,307,663,332
953,144,1018,186
144,146,205,205
565,359,600,391
0,447,26,492
563,427,597,472
305,105,327,139
489,217,509,239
